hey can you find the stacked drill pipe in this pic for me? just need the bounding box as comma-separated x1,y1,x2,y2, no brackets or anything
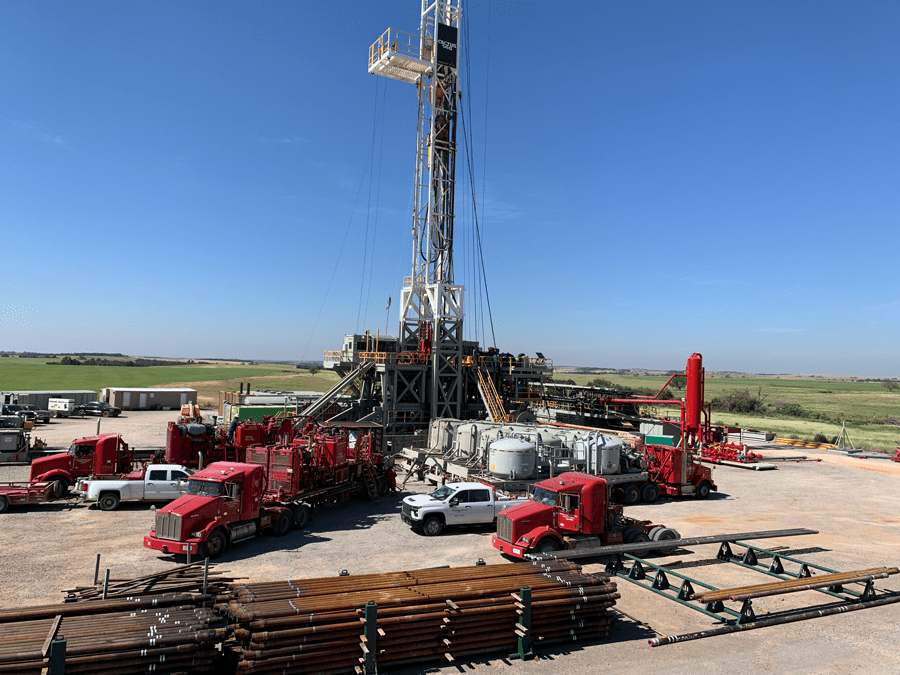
224,561,619,673
0,599,226,674
62,560,237,601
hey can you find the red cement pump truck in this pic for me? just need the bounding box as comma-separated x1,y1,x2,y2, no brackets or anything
492,471,680,559
162,416,297,468
29,434,134,497
144,423,390,558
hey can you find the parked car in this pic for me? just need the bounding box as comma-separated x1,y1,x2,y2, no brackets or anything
1,404,36,424
74,402,121,417
20,405,52,424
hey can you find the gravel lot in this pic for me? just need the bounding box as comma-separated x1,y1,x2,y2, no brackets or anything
2,411,899,674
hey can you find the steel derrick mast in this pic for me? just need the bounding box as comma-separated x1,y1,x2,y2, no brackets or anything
369,1,464,421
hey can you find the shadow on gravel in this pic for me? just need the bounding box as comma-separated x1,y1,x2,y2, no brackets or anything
0,501,85,515
621,491,731,509
151,492,408,563
387,615,655,675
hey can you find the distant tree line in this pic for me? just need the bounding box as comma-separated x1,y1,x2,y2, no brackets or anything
19,352,126,358
46,356,200,367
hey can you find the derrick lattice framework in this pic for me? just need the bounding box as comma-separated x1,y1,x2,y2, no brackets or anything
371,0,464,421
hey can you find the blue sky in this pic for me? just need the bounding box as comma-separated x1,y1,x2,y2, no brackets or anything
2,1,898,376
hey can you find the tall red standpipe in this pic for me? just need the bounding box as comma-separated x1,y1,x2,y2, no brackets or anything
685,353,704,437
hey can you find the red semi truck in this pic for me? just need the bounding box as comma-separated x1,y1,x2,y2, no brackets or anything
144,423,390,558
29,434,134,497
492,471,679,559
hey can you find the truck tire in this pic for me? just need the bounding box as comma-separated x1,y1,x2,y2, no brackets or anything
696,481,711,500
641,483,659,503
536,538,560,554
291,503,312,530
0,496,8,513
54,412,61,418
623,484,641,505
204,530,228,559
623,528,651,544
53,479,70,498
422,516,444,536
274,510,293,537
649,526,680,555
98,493,120,511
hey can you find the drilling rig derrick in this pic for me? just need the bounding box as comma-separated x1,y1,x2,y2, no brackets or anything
315,1,552,450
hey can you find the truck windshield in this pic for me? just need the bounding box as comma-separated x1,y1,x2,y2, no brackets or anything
530,486,558,506
430,486,455,500
188,480,223,497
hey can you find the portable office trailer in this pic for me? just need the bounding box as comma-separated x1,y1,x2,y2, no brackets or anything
1,391,98,409
101,388,197,410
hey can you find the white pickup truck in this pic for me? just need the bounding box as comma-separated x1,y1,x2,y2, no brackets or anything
77,464,193,511
401,482,528,536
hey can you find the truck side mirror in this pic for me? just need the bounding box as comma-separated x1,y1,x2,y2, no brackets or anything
449,498,458,507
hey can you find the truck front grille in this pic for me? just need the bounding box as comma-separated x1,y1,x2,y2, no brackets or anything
496,513,512,543
401,503,412,518
156,512,182,541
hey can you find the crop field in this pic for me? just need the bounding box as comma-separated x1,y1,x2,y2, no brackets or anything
0,357,341,406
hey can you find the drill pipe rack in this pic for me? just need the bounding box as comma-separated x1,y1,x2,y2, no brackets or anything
223,561,619,673
595,539,900,646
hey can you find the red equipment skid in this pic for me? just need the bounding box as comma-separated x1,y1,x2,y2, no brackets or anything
699,442,762,465
163,416,297,469
645,444,717,498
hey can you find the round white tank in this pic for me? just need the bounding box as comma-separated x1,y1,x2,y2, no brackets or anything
489,437,537,480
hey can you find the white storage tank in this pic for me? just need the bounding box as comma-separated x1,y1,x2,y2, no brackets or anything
489,437,537,480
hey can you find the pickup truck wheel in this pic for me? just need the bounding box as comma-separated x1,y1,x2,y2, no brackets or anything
623,484,641,505
641,483,659,503
53,479,70,498
98,493,120,511
696,481,712,500
54,412,61,418
422,516,444,536
204,530,227,559
274,510,293,536
291,503,312,529
536,538,560,554
0,496,8,513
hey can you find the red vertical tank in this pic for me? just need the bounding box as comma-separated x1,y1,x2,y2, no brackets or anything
685,353,703,435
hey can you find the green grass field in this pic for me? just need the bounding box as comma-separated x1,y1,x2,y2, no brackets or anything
560,372,900,451
0,357,340,406
2,357,897,451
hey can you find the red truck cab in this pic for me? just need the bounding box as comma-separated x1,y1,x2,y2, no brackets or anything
29,434,132,495
492,471,668,559
143,462,286,558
